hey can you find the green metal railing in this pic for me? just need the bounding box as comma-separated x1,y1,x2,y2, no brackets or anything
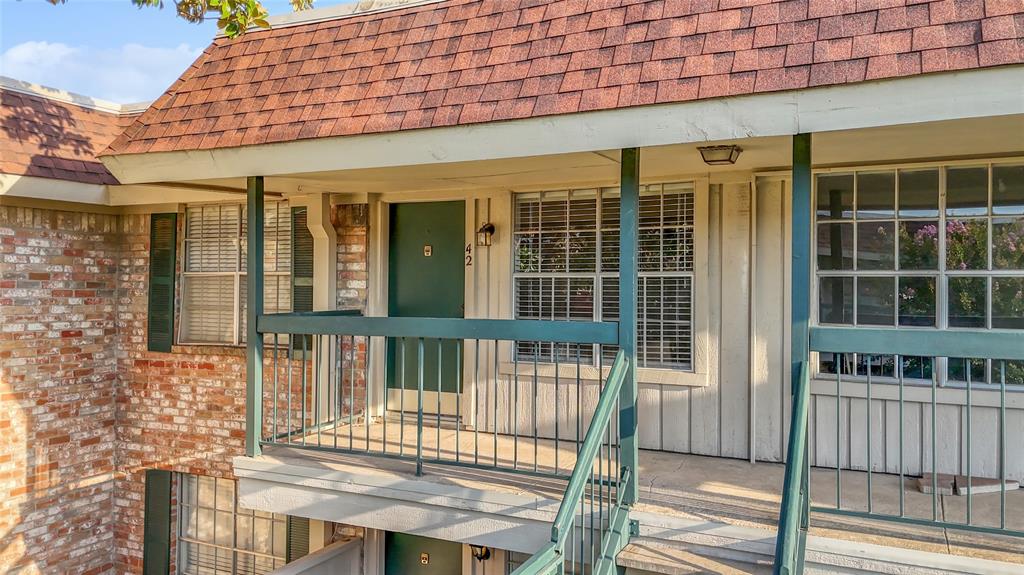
511,350,632,575
774,327,1024,575
256,311,621,478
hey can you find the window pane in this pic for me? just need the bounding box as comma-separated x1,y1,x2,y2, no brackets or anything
897,276,935,326
856,354,895,377
992,164,1024,215
513,234,539,272
540,192,568,229
816,222,853,270
516,195,541,231
819,277,853,324
638,229,662,272
898,169,939,217
946,218,988,270
566,231,597,272
856,221,894,270
949,357,986,384
857,276,895,325
992,276,1024,329
991,360,1024,387
898,220,939,270
856,171,895,219
539,232,566,272
992,217,1024,270
948,276,986,328
946,166,988,217
816,174,853,219
568,190,597,230
662,227,693,272
901,356,934,380
182,276,236,344
818,352,853,375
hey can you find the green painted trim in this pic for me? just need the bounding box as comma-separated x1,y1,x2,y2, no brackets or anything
246,176,265,458
510,543,561,574
257,314,619,344
142,469,172,575
618,147,640,508
810,327,1024,360
813,506,1024,539
146,213,177,353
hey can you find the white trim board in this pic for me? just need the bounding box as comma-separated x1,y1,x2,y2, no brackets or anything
100,67,1024,185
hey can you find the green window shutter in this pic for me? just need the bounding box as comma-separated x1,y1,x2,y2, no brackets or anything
142,469,172,575
285,516,310,562
291,207,314,351
148,213,177,353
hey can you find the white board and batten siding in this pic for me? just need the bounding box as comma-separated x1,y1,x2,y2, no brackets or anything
376,175,1024,482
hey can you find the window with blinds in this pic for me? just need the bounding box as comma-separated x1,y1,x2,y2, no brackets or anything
180,203,292,345
513,183,695,370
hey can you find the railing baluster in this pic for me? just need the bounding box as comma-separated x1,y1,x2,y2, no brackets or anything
272,334,279,443
866,354,872,514
335,335,341,451
474,339,479,465
456,340,461,464
301,335,308,446
513,343,519,471
349,335,355,451
316,334,322,448
493,339,498,468
365,336,370,451
417,337,424,476
437,339,442,461
555,352,560,474
966,358,973,525
999,360,1006,530
400,337,406,457
931,364,938,521
287,340,293,443
533,344,539,473
382,336,388,454
898,354,905,518
836,353,841,509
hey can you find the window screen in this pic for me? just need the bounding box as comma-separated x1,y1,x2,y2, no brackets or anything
180,203,291,345
513,183,695,370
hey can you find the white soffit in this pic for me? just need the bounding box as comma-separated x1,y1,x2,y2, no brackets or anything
101,66,1024,185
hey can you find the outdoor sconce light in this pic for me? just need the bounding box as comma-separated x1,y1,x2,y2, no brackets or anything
469,545,492,561
476,222,495,247
697,145,742,165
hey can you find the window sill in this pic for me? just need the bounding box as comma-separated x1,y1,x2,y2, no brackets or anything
498,362,708,387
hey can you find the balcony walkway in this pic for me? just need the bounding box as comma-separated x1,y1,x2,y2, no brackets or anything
261,420,1024,570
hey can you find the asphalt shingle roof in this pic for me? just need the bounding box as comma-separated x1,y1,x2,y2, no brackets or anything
104,0,1024,156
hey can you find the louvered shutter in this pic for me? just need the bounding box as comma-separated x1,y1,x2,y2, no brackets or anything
285,516,310,562
291,207,314,350
147,213,177,353
142,469,172,575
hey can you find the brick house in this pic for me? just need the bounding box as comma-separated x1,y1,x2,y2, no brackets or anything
2,0,1024,574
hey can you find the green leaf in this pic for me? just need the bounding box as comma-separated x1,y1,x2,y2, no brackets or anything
254,18,271,28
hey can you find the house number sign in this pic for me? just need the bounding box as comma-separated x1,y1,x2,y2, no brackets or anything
465,243,472,267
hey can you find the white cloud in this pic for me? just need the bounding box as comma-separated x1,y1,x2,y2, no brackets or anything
1,40,202,103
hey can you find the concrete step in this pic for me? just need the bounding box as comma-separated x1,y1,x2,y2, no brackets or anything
618,539,772,575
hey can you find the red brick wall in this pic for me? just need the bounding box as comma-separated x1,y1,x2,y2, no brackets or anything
0,206,119,575
0,203,370,575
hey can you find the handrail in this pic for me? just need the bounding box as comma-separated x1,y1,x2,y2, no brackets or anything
258,313,619,345
512,350,631,575
810,326,1024,360
550,351,628,541
772,361,810,575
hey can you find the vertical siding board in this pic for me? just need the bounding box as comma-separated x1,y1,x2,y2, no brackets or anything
719,183,751,459
638,384,662,450
754,179,786,462
690,185,722,456
661,387,691,453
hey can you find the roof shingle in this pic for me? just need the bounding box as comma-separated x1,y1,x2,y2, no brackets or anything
104,0,1024,157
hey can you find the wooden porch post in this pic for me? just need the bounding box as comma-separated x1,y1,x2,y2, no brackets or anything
246,175,265,457
619,148,640,506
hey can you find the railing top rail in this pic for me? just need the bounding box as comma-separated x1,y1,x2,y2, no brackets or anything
257,313,620,345
810,326,1024,361
550,349,629,542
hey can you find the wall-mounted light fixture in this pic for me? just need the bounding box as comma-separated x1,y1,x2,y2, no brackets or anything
697,144,742,165
476,222,495,247
469,545,491,561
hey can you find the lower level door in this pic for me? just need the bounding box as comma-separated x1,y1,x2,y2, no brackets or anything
386,201,465,416
385,532,463,575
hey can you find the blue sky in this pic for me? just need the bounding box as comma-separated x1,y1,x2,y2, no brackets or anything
0,0,344,102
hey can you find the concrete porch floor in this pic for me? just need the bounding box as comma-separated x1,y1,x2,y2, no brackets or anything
267,419,1024,566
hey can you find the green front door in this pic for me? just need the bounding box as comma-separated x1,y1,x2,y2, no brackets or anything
387,201,465,414
385,532,462,575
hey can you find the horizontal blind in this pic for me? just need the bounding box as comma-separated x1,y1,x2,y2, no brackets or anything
513,183,695,370
181,202,291,345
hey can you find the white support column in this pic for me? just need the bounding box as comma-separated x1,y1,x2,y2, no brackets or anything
367,194,387,420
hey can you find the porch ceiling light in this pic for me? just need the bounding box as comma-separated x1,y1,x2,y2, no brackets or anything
476,222,495,247
698,145,742,165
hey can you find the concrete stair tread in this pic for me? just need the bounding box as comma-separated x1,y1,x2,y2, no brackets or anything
617,540,772,575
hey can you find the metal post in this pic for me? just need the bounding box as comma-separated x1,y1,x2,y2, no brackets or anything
246,175,265,457
618,147,640,506
774,133,812,574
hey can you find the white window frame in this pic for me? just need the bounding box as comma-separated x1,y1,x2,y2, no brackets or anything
178,202,291,346
176,474,288,575
509,180,710,385
811,157,1024,390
